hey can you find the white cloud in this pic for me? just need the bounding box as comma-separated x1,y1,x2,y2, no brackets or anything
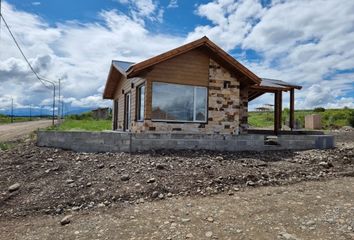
167,0,178,9
186,0,264,50
116,0,163,24
31,2,41,6
0,1,183,111
189,0,354,109
0,0,353,114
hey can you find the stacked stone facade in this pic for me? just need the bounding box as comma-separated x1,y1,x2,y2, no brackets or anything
206,59,240,134
130,59,245,134
239,85,249,134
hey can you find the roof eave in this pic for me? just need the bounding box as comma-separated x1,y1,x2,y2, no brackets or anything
102,65,114,99
103,63,124,99
203,41,261,84
125,36,261,84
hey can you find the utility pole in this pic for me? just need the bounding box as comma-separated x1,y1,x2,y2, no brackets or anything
58,78,61,122
29,105,32,121
40,105,42,118
53,85,56,124
61,100,64,119
0,0,2,41
38,77,56,126
11,97,13,123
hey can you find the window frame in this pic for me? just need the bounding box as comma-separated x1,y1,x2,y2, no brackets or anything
136,83,145,122
151,82,208,123
124,91,131,131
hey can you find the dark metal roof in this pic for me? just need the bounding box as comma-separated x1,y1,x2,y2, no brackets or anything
260,78,302,90
112,60,135,73
248,78,302,102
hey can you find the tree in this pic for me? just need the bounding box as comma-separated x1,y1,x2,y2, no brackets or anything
314,107,326,112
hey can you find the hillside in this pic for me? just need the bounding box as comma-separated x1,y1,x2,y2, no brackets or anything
248,108,354,129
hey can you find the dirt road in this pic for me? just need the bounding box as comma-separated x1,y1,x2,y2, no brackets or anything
0,120,53,142
1,178,353,240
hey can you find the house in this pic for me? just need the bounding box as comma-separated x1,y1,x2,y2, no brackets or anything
92,107,110,120
103,37,301,135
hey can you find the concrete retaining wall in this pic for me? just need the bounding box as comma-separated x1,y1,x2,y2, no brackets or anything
37,131,335,153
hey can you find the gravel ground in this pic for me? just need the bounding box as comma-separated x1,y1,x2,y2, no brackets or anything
0,131,353,219
0,120,53,142
0,178,353,240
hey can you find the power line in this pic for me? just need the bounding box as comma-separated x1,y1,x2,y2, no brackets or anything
0,13,50,89
1,8,57,126
0,0,2,41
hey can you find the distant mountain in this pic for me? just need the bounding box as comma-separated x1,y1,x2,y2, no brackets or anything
0,107,96,117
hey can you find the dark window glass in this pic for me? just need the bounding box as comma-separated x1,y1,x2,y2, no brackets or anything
152,82,207,122
195,87,207,121
137,84,145,121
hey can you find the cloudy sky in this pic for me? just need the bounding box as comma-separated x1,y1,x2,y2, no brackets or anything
0,0,353,115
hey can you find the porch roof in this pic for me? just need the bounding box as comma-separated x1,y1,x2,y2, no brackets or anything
248,78,302,102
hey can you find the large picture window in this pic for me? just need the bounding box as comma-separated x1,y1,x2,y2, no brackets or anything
152,82,207,122
137,84,145,121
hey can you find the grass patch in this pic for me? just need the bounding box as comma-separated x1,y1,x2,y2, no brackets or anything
48,119,112,131
0,142,16,151
249,108,354,129
248,111,274,128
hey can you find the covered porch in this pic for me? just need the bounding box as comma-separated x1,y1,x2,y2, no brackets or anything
248,78,302,135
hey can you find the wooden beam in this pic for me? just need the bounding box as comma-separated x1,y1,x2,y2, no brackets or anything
250,85,290,92
274,91,282,135
249,92,266,102
290,89,294,130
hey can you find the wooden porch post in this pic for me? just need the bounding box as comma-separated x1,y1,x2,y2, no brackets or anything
290,89,294,130
274,91,282,135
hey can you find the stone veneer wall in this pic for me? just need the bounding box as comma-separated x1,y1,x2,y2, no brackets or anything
131,59,241,134
239,85,249,134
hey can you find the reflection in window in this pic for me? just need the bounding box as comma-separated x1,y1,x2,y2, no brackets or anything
137,84,145,121
152,82,207,122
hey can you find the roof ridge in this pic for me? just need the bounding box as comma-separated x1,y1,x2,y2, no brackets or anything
125,36,261,84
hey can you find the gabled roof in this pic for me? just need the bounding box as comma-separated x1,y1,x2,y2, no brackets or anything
103,36,262,99
126,36,261,84
103,61,137,99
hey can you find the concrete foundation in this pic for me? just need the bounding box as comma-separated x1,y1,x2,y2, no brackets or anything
37,131,335,153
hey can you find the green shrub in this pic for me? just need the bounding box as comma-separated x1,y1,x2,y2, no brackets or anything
348,110,354,127
0,142,14,151
67,111,94,120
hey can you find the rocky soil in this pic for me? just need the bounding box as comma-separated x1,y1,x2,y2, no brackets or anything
1,178,353,240
0,131,353,219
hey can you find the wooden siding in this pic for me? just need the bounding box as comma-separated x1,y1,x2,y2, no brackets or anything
145,48,209,86
126,36,261,85
113,77,145,130
144,48,210,120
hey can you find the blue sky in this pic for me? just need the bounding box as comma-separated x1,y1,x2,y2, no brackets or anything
0,0,353,114
6,0,211,34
